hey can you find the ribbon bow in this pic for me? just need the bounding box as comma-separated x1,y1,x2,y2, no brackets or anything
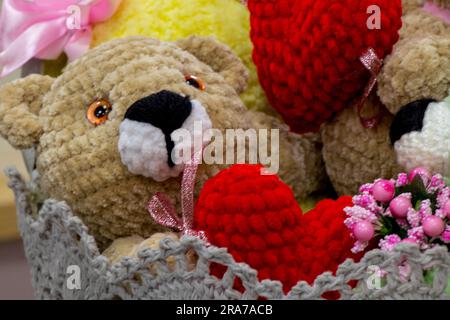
0,0,122,77
356,47,385,129
148,151,209,243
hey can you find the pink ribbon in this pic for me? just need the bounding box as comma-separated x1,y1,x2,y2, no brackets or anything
356,47,385,129
148,151,209,243
0,0,122,77
423,1,450,25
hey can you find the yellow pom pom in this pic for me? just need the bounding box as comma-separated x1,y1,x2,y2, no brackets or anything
91,0,268,112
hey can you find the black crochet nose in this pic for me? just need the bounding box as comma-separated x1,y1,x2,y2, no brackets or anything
124,90,192,167
125,90,192,131
390,99,436,145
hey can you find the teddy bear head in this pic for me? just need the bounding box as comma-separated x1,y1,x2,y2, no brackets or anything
0,36,252,247
379,0,450,174
1,35,327,248
322,0,450,195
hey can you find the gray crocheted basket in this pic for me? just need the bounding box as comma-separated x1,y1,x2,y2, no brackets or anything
6,167,450,300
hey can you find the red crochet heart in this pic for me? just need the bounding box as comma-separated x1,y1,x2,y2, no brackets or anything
248,0,402,133
194,164,362,294
194,164,304,293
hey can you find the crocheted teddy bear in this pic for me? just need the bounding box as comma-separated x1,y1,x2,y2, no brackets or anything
322,0,450,195
0,36,325,249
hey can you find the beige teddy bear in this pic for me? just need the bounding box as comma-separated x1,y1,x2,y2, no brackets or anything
321,0,450,195
0,36,325,249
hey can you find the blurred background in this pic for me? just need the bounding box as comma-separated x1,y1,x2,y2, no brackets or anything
0,65,34,299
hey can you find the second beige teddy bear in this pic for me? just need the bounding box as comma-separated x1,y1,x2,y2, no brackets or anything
322,0,450,195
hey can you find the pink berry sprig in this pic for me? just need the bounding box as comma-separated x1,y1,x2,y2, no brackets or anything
344,167,450,253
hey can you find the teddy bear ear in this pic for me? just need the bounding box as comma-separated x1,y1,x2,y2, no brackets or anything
176,36,249,94
0,74,54,149
378,34,450,114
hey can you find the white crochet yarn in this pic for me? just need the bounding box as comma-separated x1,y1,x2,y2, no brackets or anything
118,100,211,181
395,100,450,175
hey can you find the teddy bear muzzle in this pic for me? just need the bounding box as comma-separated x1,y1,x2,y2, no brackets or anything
118,90,212,182
390,98,450,176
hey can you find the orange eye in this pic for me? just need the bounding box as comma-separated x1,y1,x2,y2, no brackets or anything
87,99,112,126
185,75,206,91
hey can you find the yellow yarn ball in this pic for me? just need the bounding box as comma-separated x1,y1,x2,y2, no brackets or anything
91,0,269,112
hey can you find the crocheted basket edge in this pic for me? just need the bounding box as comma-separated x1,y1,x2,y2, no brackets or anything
5,167,450,300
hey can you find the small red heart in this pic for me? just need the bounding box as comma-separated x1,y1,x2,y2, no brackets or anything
248,0,402,133
194,164,304,293
194,165,362,294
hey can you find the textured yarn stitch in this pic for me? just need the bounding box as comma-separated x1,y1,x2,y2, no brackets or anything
248,0,402,133
378,0,450,114
6,168,450,300
321,97,402,196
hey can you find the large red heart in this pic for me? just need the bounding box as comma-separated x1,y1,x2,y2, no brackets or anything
194,164,362,294
248,0,403,133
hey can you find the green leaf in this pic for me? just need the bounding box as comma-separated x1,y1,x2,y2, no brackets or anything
379,216,407,238
396,175,437,211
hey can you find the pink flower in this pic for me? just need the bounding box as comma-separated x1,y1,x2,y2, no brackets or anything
408,227,425,244
435,209,447,219
359,183,374,194
344,205,378,230
396,173,409,187
351,240,368,254
441,227,450,243
427,174,445,193
437,187,450,210
419,199,432,217
352,194,382,213
379,234,401,251
407,208,421,228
